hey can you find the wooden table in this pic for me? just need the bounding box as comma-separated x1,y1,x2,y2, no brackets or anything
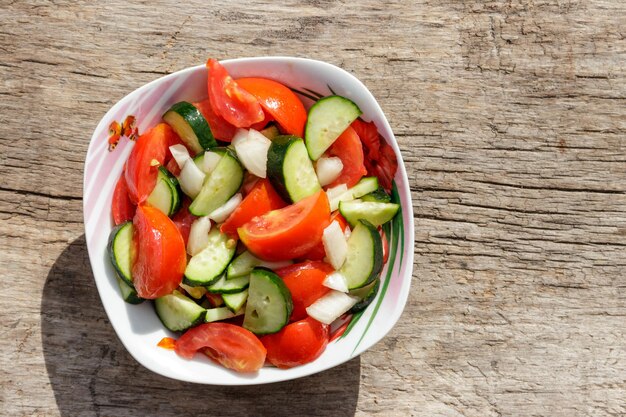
2,1,625,416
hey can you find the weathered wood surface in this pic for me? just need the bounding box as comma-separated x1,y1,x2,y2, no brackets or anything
1,0,625,416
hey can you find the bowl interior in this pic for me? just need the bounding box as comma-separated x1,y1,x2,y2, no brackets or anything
83,57,414,385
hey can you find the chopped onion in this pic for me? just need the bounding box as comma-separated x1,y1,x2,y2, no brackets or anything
316,156,343,187
179,283,207,299
208,193,243,223
232,128,271,178
203,151,222,174
322,221,348,269
169,144,191,169
178,159,206,198
323,272,348,293
187,216,212,256
327,184,354,212
306,290,359,325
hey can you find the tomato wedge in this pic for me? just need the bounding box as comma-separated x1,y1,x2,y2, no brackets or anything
303,211,348,261
132,205,186,299
238,190,330,261
236,77,307,138
175,323,266,373
326,126,367,188
193,98,237,142
260,317,330,369
206,59,264,128
220,179,286,238
171,198,195,246
125,123,175,204
111,171,136,225
275,261,333,322
351,119,398,192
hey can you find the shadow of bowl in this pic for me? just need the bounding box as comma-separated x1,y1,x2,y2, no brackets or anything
41,235,361,416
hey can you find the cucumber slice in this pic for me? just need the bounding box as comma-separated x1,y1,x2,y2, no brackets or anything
107,221,133,287
226,251,291,279
205,306,244,323
184,228,236,287
328,176,379,211
305,95,362,161
207,275,250,294
163,101,216,155
189,148,244,216
339,200,400,227
243,268,293,335
147,166,182,216
116,276,144,304
349,278,380,313
154,290,206,332
267,135,321,203
361,187,392,203
339,220,383,290
222,289,249,312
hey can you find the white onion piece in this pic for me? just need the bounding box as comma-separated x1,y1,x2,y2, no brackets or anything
178,159,206,198
322,221,348,269
323,272,348,293
203,151,222,174
327,184,354,212
316,156,344,187
187,216,212,256
233,129,271,178
208,193,243,223
179,283,207,299
306,290,359,325
231,128,249,145
169,144,191,169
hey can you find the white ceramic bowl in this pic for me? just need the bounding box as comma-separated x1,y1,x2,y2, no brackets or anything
83,57,414,385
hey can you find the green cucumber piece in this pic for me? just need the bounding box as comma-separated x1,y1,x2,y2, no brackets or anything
361,187,392,203
339,200,400,227
116,276,144,304
107,221,133,287
163,101,216,155
205,306,244,323
154,290,206,332
243,268,293,335
189,148,244,216
267,135,321,203
339,220,383,290
226,251,259,279
147,166,181,217
184,228,236,287
305,95,362,160
207,275,250,294
222,289,249,312
346,177,379,198
349,278,380,313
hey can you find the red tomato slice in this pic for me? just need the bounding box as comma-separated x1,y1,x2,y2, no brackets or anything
380,227,389,264
171,198,195,246
326,126,367,188
303,211,348,261
112,171,136,225
351,119,398,192
275,261,333,322
238,190,331,261
125,123,174,204
221,179,286,238
175,323,266,373
249,111,274,132
193,98,237,142
260,317,329,369
206,59,264,128
236,77,307,138
132,205,186,299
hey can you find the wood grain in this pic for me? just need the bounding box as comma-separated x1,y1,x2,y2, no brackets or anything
1,0,625,416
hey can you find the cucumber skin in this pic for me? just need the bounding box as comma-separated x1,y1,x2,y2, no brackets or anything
266,135,302,203
158,166,182,216
163,101,217,152
361,187,392,203
107,221,134,288
349,278,380,314
344,219,384,290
